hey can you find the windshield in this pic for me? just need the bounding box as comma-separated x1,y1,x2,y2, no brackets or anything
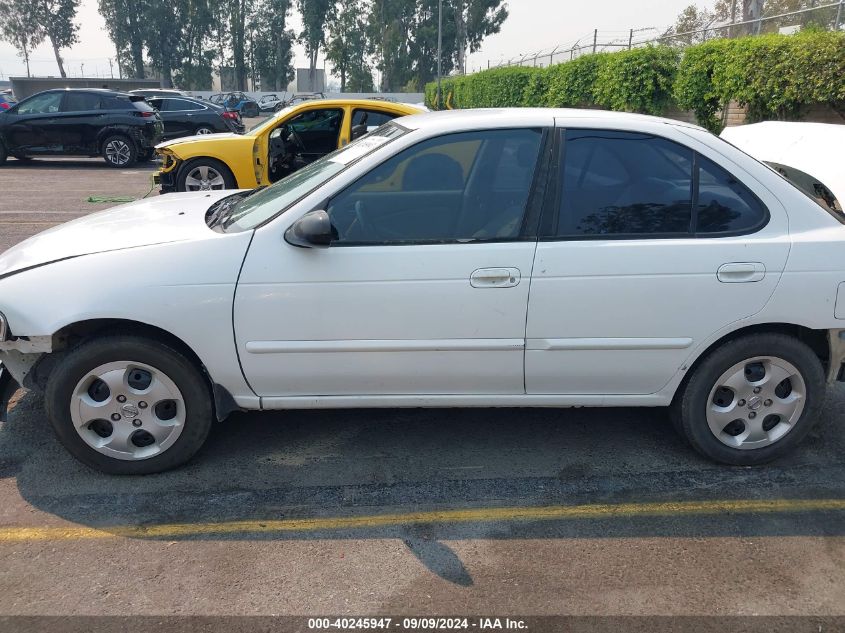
248,105,296,133
220,123,408,232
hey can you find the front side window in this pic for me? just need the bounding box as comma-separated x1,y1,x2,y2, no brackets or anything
16,92,63,115
556,130,694,237
327,128,543,245
281,108,343,155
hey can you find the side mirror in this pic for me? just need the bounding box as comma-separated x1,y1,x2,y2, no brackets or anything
284,210,334,249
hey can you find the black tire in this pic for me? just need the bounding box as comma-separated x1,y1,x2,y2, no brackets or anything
674,333,825,466
101,134,138,168
176,157,236,192
45,334,213,475
0,142,6,165
195,126,216,135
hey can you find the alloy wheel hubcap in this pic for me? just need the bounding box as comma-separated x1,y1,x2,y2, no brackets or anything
185,165,224,191
105,140,130,165
70,361,186,461
196,128,213,135
706,355,805,450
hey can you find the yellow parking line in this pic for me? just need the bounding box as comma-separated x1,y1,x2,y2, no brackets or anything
0,498,842,543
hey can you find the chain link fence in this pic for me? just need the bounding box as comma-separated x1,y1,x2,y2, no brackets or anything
481,1,844,72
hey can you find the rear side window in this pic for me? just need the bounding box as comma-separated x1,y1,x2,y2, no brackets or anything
696,155,768,234
556,130,694,237
100,95,133,110
63,92,101,112
548,129,768,239
162,98,202,112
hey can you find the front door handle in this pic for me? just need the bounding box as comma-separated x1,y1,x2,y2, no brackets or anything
470,267,520,288
717,262,766,283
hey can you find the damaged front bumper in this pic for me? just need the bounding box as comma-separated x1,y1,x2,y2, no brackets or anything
0,363,19,422
0,335,52,421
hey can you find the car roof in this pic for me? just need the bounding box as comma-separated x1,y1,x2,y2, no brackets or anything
37,88,134,97
396,107,708,134
289,98,422,113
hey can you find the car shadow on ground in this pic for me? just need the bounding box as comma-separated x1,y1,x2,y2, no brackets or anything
2,387,845,583
6,386,845,538
5,157,159,170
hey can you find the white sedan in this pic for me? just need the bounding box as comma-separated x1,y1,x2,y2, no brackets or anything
1,109,844,474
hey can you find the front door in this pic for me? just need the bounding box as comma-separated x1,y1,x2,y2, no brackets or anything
525,127,790,395
4,92,64,154
235,127,547,397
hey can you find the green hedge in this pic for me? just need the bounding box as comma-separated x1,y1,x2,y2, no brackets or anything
425,30,845,133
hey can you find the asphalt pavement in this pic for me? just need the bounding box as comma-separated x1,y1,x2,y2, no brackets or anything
0,157,843,625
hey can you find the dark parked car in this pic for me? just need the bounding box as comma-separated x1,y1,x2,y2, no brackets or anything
146,95,245,139
0,92,16,111
129,88,188,99
219,91,260,118
0,89,163,167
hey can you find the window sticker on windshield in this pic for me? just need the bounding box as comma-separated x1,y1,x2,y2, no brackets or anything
329,136,392,165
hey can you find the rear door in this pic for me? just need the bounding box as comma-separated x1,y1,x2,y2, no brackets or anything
525,126,790,395
56,91,102,153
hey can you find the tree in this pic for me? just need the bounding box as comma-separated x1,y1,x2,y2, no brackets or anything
453,0,507,75
326,0,372,91
0,0,44,77
144,0,184,86
32,0,79,78
368,0,416,91
99,0,148,77
175,0,217,89
251,0,295,90
229,0,252,90
297,0,333,90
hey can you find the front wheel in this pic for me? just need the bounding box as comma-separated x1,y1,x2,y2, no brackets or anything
674,333,825,465
102,135,137,168
176,158,236,192
45,335,213,474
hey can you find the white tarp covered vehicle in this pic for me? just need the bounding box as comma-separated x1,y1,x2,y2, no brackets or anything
721,121,844,213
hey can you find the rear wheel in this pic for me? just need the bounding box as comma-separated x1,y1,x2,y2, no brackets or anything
102,135,137,168
45,335,213,475
195,126,215,135
0,143,6,165
176,158,236,192
674,333,824,465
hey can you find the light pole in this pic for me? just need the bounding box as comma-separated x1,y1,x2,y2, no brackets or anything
436,0,443,109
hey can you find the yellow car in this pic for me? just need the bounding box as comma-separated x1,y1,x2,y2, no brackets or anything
155,99,424,193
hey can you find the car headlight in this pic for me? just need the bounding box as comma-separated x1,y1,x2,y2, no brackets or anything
0,312,8,341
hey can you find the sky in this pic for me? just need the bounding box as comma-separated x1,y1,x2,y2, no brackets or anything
0,1,695,84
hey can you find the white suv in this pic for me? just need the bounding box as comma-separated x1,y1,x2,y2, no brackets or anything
1,109,843,474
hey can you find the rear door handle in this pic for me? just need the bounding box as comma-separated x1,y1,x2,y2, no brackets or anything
470,267,520,288
717,262,766,283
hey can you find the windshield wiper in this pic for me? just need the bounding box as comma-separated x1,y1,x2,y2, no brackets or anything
205,187,266,228
218,186,267,229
